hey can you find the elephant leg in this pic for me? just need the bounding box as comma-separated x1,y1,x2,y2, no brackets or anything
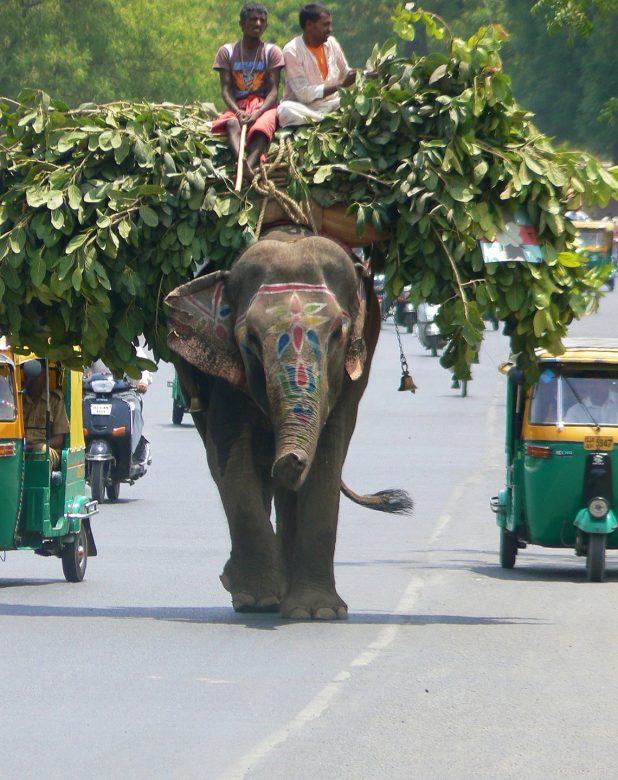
279,412,351,621
203,384,281,612
274,487,298,593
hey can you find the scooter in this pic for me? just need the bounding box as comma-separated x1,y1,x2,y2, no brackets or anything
416,303,447,356
82,373,151,502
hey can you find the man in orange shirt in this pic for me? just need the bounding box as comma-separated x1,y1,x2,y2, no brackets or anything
277,3,356,128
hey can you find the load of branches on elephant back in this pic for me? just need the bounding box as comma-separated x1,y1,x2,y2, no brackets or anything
0,4,616,383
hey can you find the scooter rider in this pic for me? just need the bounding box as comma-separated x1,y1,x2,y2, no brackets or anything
84,347,152,467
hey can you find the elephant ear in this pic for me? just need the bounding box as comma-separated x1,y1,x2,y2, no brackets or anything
165,271,245,387
345,277,367,381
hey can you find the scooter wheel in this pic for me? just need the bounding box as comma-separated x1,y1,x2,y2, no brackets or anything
90,461,106,503
106,481,120,501
586,534,606,582
61,525,88,583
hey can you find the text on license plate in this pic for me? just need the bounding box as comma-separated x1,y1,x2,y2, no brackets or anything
584,436,613,451
91,403,112,415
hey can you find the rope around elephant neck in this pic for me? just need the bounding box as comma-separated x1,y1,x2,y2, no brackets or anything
252,137,318,238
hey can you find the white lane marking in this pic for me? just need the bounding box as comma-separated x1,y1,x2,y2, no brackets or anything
428,384,502,545
219,577,424,780
220,377,503,780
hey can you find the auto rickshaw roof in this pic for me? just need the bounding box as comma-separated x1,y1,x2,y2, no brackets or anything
571,220,615,232
535,338,618,364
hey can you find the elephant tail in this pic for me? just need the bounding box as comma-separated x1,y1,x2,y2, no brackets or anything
340,481,414,514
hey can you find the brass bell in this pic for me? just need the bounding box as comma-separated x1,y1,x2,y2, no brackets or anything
398,371,417,393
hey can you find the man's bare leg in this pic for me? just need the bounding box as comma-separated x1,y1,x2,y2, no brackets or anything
245,131,269,175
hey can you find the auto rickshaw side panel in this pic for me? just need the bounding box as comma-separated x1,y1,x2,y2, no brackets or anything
0,438,24,549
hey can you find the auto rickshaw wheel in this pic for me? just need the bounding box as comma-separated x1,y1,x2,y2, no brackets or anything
61,525,88,582
499,528,518,569
586,534,606,583
90,461,106,503
106,480,120,501
172,400,185,425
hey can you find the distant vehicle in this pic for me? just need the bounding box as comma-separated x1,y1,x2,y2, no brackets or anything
572,219,615,291
416,303,446,356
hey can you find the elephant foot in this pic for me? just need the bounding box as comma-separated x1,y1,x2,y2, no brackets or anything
220,566,281,614
281,589,348,621
231,592,280,613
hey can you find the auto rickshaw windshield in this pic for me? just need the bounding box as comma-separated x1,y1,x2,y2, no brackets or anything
529,367,618,426
575,228,613,251
0,363,17,422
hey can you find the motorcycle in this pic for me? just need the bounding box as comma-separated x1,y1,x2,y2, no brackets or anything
416,303,447,356
82,373,151,502
394,286,415,333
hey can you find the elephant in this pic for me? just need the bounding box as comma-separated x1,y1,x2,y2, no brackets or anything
165,227,412,620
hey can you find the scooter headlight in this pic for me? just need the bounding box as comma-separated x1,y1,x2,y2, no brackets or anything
589,497,610,519
91,378,115,393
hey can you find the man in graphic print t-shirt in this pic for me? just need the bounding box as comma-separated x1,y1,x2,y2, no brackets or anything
212,3,284,175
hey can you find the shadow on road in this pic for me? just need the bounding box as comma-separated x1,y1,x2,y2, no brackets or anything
0,601,542,629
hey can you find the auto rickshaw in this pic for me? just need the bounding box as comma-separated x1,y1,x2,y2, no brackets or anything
491,339,618,581
572,220,616,290
0,341,97,581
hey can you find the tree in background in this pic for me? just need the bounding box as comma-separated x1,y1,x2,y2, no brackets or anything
0,0,616,160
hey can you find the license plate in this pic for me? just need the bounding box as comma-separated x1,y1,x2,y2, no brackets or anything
91,403,112,416
584,436,614,451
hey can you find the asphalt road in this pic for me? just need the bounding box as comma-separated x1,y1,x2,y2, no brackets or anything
1,290,618,780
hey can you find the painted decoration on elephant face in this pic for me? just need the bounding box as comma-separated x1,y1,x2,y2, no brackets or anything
237,282,350,425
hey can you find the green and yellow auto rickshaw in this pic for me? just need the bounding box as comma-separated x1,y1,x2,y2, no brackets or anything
491,339,618,581
0,341,97,581
572,220,616,290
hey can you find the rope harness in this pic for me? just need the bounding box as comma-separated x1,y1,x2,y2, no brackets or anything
252,137,318,238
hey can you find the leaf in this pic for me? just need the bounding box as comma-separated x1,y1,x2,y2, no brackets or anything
65,233,89,254
67,185,82,210
177,221,195,247
30,253,46,287
139,206,159,227
313,166,334,184
557,252,583,268
429,64,448,84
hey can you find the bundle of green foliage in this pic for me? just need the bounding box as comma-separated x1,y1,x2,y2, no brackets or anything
0,4,616,381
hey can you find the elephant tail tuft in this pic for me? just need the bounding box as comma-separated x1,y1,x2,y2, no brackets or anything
341,482,414,514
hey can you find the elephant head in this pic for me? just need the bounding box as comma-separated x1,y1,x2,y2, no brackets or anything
166,237,368,490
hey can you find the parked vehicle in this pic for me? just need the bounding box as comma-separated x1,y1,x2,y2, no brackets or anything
416,303,447,356
0,344,97,581
572,219,615,291
491,339,618,581
82,372,151,502
168,371,188,425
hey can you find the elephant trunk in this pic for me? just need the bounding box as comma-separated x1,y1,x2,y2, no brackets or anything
268,371,324,491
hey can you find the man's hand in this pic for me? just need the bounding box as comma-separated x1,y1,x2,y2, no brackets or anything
136,381,149,394
341,69,357,88
236,110,252,125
